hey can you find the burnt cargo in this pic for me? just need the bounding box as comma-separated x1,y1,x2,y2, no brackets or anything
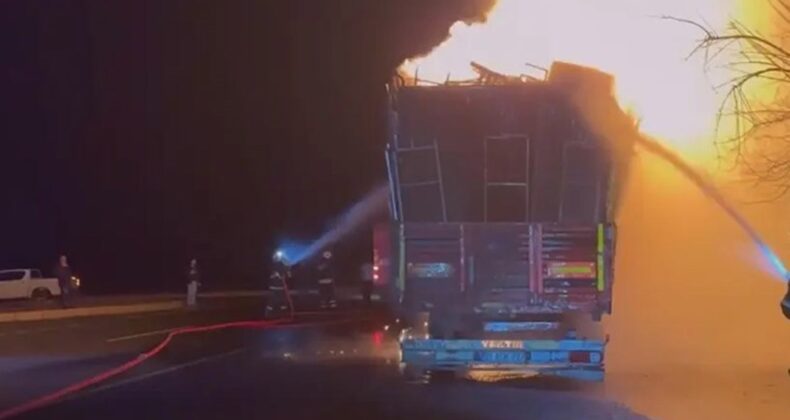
387,62,624,226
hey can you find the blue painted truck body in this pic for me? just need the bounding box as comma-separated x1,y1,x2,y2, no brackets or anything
400,337,606,381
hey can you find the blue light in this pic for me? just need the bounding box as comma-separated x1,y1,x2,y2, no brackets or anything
275,240,310,265
758,242,789,280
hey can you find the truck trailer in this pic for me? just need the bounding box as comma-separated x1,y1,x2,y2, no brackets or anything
378,62,630,381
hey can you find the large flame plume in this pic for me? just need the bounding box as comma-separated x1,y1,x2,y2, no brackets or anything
402,0,743,157
400,2,790,417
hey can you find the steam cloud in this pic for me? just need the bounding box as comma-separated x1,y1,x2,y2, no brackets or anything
635,138,789,280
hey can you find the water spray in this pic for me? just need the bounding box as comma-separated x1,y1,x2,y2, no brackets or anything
635,137,789,281
277,184,389,265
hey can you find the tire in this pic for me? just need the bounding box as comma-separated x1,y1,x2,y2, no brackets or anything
427,369,456,383
400,363,426,383
31,288,52,301
428,309,462,339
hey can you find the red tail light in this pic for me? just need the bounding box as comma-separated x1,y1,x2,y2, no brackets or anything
569,351,591,363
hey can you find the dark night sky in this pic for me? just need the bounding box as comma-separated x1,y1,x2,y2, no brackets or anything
0,0,495,292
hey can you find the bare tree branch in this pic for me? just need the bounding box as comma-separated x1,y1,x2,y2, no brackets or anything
669,13,790,198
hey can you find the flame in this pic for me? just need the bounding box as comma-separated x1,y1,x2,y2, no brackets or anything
402,0,745,158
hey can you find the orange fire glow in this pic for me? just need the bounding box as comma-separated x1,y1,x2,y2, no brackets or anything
402,0,743,157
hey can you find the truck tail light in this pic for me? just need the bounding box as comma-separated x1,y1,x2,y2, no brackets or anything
569,351,591,363
568,351,603,364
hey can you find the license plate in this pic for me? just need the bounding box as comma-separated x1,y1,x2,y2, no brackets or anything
476,351,528,364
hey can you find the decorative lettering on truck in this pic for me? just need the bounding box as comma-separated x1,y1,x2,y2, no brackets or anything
407,263,455,278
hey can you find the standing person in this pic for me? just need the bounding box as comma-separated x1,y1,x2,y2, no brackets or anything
316,250,337,309
53,255,72,308
267,251,292,318
186,259,201,308
360,262,374,305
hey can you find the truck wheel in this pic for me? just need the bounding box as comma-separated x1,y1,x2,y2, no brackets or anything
31,288,52,301
400,364,426,383
428,369,456,383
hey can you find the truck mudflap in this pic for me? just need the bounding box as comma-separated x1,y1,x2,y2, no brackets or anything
399,338,605,382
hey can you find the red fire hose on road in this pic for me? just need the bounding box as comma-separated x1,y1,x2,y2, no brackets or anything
0,277,346,419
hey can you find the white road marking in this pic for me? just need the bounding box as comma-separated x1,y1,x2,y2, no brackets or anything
105,327,178,343
72,347,247,399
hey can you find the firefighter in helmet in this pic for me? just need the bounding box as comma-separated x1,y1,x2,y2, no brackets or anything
317,250,337,309
267,250,292,318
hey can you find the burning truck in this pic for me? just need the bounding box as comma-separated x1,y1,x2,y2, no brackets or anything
376,62,635,381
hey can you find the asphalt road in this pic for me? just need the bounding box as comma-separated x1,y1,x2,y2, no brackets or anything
2,297,788,419
16,311,649,420
0,296,267,411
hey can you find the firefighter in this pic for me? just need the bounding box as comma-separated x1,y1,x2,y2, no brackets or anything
360,262,374,305
317,250,337,309
267,251,292,318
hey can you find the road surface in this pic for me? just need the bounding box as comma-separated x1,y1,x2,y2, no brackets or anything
2,295,787,419
0,296,266,410
12,308,647,420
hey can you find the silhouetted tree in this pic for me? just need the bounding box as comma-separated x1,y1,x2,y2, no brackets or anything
667,3,790,197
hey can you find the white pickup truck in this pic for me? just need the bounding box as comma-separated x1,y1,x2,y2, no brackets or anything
0,269,63,300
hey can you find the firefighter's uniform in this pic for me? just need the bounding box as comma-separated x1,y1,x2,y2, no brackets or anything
360,263,374,305
317,251,337,309
267,257,292,318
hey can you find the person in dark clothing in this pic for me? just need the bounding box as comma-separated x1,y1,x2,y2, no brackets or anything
316,250,337,309
53,255,72,308
360,263,374,305
186,259,201,307
267,251,292,318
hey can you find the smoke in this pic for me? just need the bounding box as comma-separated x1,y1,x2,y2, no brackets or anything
392,0,498,64
635,137,789,281
543,63,790,418
603,153,790,418
279,184,389,265
552,62,788,281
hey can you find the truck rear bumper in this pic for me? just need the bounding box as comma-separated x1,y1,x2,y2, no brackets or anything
400,338,605,382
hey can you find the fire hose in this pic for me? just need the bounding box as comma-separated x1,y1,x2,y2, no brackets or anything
0,276,341,419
